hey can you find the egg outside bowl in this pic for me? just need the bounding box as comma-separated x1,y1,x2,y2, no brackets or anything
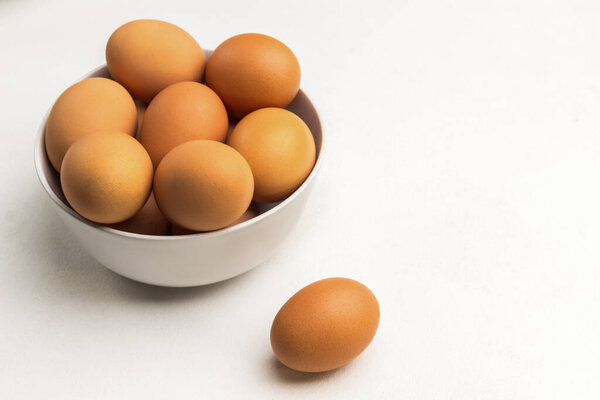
34,63,324,287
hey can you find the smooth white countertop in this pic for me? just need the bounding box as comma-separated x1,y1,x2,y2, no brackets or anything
1,0,599,398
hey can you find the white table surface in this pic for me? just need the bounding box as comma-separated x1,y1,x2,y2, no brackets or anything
1,0,600,398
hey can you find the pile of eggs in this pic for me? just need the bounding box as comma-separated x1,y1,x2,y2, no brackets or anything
45,19,316,235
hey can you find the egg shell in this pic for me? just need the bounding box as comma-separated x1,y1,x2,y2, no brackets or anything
205,33,301,118
171,203,260,235
109,192,170,235
61,131,153,224
45,77,137,172
228,108,315,203
139,81,228,168
154,140,254,232
270,278,380,373
106,19,206,103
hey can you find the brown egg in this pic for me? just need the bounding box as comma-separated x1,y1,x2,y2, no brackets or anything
228,108,315,202
171,203,260,235
271,278,380,373
109,193,170,235
205,33,301,118
61,131,153,224
154,140,254,231
106,19,206,103
138,81,228,168
45,77,137,172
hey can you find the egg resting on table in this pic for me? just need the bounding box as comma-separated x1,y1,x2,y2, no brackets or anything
271,277,380,373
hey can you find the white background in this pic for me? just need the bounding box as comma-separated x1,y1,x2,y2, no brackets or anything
1,0,600,398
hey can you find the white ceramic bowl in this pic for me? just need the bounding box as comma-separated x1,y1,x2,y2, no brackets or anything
35,63,324,287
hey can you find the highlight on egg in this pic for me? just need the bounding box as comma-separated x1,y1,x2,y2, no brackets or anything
271,278,380,373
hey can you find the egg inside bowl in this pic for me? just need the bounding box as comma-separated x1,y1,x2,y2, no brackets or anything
34,54,324,287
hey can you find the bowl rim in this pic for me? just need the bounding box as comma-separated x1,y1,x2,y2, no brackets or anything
34,64,326,241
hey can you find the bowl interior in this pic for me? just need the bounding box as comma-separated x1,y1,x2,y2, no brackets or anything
35,64,323,237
